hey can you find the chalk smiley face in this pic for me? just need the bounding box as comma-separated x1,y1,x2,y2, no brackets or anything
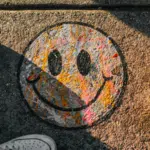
18,23,127,128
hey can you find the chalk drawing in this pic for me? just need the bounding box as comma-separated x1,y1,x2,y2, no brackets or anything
18,22,127,128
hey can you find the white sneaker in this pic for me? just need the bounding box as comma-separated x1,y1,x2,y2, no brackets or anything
0,134,57,150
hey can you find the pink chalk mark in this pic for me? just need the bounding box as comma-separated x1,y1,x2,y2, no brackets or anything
83,108,96,125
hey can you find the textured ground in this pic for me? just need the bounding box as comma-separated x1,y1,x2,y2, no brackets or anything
0,10,150,149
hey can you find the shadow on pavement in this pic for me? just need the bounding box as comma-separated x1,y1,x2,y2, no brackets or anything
0,45,112,150
94,0,150,37
109,11,150,37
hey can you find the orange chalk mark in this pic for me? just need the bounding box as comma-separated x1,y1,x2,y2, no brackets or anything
72,112,81,125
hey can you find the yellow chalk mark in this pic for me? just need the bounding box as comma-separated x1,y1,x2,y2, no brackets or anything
98,81,114,108
41,49,49,71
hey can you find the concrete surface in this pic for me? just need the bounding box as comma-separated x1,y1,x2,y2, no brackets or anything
0,10,150,149
0,0,150,5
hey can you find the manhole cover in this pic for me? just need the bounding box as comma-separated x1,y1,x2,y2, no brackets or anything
18,22,127,128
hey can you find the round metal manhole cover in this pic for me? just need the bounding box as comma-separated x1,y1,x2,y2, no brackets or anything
18,22,127,128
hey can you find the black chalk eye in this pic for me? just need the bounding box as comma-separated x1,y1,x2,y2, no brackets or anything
77,50,91,76
48,50,62,76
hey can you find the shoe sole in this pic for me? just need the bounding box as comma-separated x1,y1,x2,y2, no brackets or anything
0,134,57,150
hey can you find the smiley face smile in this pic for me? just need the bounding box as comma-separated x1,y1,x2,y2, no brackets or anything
26,70,113,111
